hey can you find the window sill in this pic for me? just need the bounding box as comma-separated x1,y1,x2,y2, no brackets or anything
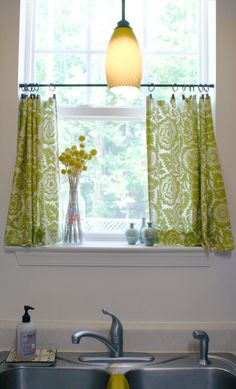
5,242,211,267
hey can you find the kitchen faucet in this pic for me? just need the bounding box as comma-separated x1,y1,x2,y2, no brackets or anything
72,309,123,358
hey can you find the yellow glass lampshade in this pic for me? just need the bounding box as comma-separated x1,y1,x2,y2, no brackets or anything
105,26,142,92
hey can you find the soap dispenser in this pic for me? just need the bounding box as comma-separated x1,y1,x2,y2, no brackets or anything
16,305,36,360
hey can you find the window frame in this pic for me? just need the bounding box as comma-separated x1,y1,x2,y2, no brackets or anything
18,0,216,244
5,244,210,267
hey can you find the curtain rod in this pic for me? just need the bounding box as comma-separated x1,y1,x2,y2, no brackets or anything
19,83,215,90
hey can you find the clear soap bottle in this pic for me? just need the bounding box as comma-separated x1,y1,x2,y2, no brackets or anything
16,305,36,360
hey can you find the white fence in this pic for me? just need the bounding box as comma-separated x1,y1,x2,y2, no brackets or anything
83,218,142,233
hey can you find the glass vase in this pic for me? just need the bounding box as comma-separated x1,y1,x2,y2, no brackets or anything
143,222,157,246
125,223,139,245
63,177,83,245
139,217,146,243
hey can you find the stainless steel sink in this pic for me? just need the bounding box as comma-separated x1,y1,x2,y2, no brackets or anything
0,352,236,389
0,366,109,389
126,367,236,389
126,354,236,389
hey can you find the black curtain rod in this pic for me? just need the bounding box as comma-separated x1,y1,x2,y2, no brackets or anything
19,83,215,89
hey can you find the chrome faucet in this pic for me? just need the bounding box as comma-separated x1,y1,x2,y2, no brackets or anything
72,309,123,358
193,330,210,366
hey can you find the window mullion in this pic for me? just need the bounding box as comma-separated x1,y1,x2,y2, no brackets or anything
198,0,209,83
86,0,92,103
19,0,37,82
58,106,145,120
142,0,148,83
46,0,55,83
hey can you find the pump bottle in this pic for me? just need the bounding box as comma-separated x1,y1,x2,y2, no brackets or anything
16,305,36,360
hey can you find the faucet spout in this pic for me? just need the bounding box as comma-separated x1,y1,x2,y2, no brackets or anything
72,309,123,358
72,330,120,357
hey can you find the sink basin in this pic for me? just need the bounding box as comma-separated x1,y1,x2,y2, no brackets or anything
126,368,236,389
0,366,109,389
125,354,236,389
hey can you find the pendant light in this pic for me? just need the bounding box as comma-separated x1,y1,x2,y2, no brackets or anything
105,0,142,93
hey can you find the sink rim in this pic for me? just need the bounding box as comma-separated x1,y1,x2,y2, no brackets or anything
0,351,236,376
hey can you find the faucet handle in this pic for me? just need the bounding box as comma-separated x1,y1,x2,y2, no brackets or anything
102,309,123,345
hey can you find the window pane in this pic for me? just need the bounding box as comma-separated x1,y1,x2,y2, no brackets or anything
90,0,119,50
147,55,199,84
35,0,88,50
146,0,198,52
58,118,148,233
35,54,87,83
35,54,88,104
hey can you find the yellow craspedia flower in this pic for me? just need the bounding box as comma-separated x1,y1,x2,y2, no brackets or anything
90,149,97,156
59,138,96,178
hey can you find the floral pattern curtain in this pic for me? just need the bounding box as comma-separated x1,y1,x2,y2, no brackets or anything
146,94,234,251
4,95,60,246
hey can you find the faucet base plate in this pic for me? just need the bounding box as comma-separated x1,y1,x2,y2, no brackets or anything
79,352,154,363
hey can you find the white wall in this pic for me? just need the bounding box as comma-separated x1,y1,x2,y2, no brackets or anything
0,0,235,352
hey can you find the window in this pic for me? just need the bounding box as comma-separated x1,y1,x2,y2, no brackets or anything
19,0,215,239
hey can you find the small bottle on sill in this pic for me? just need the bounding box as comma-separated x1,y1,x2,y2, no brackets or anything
125,223,139,245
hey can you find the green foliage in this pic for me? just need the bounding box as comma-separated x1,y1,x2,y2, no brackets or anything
58,118,148,220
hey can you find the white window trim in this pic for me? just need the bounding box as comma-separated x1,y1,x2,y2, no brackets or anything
19,0,36,84
5,244,211,267
58,106,146,119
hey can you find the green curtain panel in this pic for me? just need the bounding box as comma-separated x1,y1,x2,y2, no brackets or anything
4,95,60,246
146,94,234,251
